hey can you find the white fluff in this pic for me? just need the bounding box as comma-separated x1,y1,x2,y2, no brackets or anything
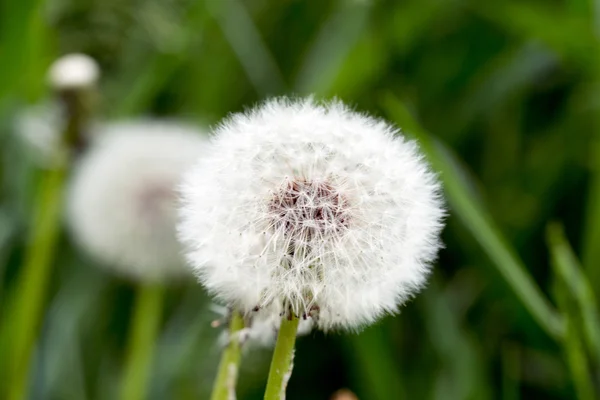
214,307,313,349
48,53,100,90
240,312,314,348
68,120,207,281
179,98,445,330
14,103,63,166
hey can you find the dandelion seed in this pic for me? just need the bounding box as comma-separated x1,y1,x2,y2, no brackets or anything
179,98,445,330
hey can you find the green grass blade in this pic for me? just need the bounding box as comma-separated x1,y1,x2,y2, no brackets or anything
344,325,405,400
547,222,600,363
1,161,68,400
293,1,370,95
422,281,490,400
206,0,286,96
381,94,564,340
0,0,47,101
555,283,596,400
110,2,209,117
470,2,598,73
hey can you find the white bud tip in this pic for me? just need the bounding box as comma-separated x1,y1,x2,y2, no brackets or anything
48,53,100,90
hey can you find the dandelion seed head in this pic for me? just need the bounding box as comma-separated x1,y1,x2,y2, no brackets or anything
69,120,207,281
48,53,100,90
268,178,350,243
179,98,445,330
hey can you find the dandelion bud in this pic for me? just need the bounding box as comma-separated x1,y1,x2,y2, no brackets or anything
68,121,207,281
48,53,99,90
179,98,445,330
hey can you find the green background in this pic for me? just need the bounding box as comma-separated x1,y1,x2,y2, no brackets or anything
1,0,599,399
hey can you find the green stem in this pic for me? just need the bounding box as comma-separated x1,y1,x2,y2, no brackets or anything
264,315,299,400
6,162,67,400
120,283,164,400
210,310,244,400
2,73,91,399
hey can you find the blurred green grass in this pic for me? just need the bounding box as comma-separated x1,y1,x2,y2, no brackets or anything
1,0,600,399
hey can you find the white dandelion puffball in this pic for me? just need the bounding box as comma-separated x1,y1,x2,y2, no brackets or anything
48,53,99,90
68,120,207,281
179,98,445,330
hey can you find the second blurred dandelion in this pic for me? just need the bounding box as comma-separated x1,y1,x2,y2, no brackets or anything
67,120,207,281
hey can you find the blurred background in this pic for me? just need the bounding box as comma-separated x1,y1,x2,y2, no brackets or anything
1,0,599,399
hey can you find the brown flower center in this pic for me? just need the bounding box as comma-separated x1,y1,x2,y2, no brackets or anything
268,178,349,242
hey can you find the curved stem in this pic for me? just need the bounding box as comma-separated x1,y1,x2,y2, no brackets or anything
2,75,91,399
120,283,164,400
264,315,299,400
6,163,67,400
210,310,244,400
